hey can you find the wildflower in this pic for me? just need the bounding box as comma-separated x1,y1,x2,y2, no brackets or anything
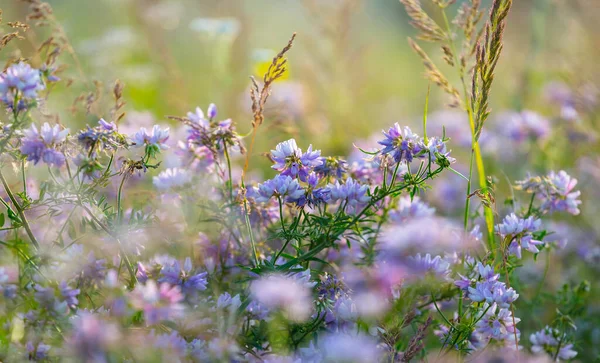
250,274,313,321
0,62,45,109
177,141,215,172
466,280,519,309
327,177,371,213
68,313,120,362
158,257,208,295
207,103,218,119
295,172,329,208
517,170,582,215
495,213,543,258
501,110,550,143
252,174,305,204
187,106,210,128
77,118,125,154
26,341,51,360
377,123,422,164
530,326,577,361
388,196,435,224
153,168,192,190
216,292,241,310
129,280,185,325
407,253,450,278
424,136,455,166
59,281,80,309
152,331,188,358
132,125,170,151
270,139,323,181
314,156,348,179
315,332,381,363
20,123,69,166
473,303,520,343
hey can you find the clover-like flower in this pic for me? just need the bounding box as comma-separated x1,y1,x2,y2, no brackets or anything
270,139,323,181
252,174,305,204
20,123,69,166
377,124,422,164
0,62,45,109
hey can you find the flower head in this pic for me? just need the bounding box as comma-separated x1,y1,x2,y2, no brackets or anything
389,196,435,224
20,123,69,166
250,274,313,321
252,174,305,204
517,171,581,215
378,124,422,164
0,62,45,108
495,213,543,258
530,326,577,361
132,125,170,150
129,280,185,325
270,139,323,181
327,177,371,214
153,168,192,190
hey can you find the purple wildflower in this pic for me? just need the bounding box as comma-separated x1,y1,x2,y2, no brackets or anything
250,274,313,321
129,280,185,325
530,326,577,361
378,123,422,164
26,341,51,360
158,257,208,295
20,123,69,166
153,168,192,190
207,103,218,119
153,331,188,358
517,170,582,215
314,156,348,179
315,332,381,363
270,139,323,181
59,281,80,309
295,172,329,208
0,62,45,108
473,303,520,343
216,292,242,310
495,213,543,258
252,174,305,204
388,196,435,224
132,125,170,150
407,253,450,278
69,312,120,362
327,177,371,213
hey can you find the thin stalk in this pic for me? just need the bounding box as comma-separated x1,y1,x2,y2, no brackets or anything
241,180,259,266
441,9,495,249
501,238,520,351
0,169,40,250
116,173,128,224
21,160,27,195
223,142,234,201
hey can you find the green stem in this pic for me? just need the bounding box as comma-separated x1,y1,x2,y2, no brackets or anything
0,168,40,250
116,173,127,224
223,142,234,202
241,180,259,267
441,8,495,251
463,151,475,230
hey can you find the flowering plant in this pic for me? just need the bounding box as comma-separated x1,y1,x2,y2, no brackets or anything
0,0,596,362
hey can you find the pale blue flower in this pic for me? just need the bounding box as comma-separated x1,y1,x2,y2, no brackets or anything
270,139,323,181
252,175,305,204
20,123,69,166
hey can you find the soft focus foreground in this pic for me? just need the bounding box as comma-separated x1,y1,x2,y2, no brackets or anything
0,0,598,362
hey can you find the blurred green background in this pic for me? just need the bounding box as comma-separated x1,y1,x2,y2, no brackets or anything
1,0,599,171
